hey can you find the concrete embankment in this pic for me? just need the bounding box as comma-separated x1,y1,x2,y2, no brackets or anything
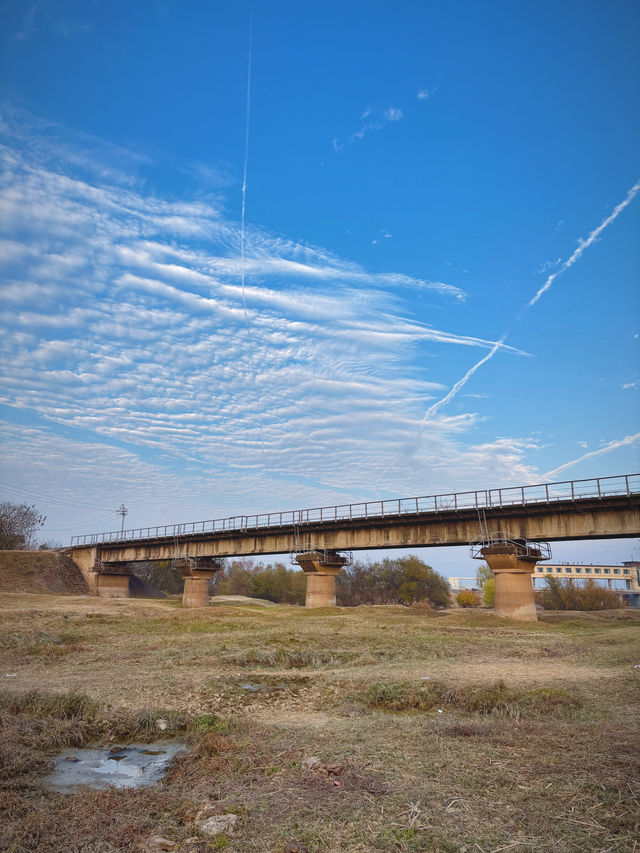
0,550,89,595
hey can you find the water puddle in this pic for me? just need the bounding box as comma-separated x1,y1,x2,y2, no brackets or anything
45,740,186,793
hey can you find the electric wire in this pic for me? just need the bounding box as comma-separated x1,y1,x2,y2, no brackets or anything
0,480,110,512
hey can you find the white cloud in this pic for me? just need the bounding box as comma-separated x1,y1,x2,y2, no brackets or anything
0,106,549,541
334,105,405,150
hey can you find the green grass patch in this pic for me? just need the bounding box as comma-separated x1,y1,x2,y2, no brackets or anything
364,679,582,717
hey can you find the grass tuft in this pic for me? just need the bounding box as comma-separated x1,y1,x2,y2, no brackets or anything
364,680,582,717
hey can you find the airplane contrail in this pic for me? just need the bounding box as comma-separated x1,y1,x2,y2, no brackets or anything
240,15,253,315
528,177,640,308
423,177,640,421
423,333,509,420
543,432,640,481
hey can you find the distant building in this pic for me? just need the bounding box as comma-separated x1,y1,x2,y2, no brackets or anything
448,577,477,591
533,561,640,606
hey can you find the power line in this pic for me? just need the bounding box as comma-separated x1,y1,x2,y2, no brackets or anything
0,480,109,512
43,512,119,533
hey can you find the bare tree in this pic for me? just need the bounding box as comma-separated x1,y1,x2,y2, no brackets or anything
0,502,46,550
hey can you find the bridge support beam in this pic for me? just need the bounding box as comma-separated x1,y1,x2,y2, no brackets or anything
295,551,348,608
481,544,544,621
177,558,222,608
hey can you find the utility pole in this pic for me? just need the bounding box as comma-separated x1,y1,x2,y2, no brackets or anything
117,504,128,534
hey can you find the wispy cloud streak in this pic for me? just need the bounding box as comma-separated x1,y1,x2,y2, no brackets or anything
333,105,404,151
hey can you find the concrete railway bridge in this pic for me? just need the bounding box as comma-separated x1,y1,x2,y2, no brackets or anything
69,473,640,621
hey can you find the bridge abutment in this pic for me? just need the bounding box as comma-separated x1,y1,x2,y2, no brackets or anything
95,571,130,598
295,551,348,608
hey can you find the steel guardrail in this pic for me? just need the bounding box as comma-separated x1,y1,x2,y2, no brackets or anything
70,473,640,547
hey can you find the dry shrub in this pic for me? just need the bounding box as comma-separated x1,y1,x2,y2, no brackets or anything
456,589,480,608
537,577,624,610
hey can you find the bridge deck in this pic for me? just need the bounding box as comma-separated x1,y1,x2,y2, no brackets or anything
71,473,640,549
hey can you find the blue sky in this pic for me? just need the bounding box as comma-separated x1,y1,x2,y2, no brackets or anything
0,0,638,571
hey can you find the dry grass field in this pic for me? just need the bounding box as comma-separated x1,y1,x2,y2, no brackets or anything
1,592,639,852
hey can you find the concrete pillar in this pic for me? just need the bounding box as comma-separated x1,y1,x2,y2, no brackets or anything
95,572,130,599
481,544,544,621
295,551,348,608
182,577,211,607
178,558,221,608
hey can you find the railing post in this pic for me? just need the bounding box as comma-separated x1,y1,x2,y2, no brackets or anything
626,475,630,495
597,478,602,499
521,487,525,504
545,484,549,502
571,481,575,500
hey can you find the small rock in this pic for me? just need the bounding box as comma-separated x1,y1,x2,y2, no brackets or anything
64,756,79,762
147,837,178,852
179,840,207,853
284,843,310,853
199,814,238,837
326,762,344,776
301,756,324,773
156,718,169,731
194,801,218,822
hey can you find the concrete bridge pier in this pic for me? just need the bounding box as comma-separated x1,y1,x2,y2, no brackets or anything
177,558,222,607
295,551,348,608
480,540,548,622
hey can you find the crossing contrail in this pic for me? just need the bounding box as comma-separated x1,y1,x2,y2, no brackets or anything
423,177,640,421
423,332,509,420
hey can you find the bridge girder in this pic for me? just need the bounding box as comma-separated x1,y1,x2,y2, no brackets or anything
71,496,640,568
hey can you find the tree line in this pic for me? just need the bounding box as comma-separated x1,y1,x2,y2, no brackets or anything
138,555,451,607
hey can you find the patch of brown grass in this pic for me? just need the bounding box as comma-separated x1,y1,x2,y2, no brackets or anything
0,594,638,851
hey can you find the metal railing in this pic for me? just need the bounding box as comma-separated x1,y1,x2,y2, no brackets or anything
70,473,640,547
469,531,552,561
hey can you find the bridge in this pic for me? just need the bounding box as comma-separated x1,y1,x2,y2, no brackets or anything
69,473,640,618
